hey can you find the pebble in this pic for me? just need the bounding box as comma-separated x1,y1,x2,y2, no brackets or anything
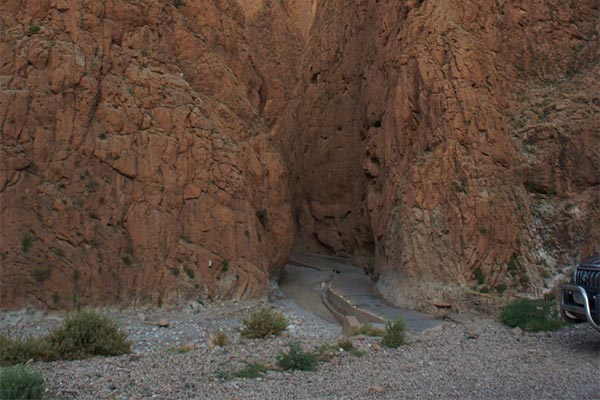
157,319,170,328
512,327,523,336
368,385,385,395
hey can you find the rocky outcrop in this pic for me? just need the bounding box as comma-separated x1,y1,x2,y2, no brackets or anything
279,0,599,309
0,0,298,309
1,0,597,311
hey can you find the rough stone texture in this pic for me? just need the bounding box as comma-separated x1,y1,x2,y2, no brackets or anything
2,304,598,400
0,0,297,309
1,0,598,311
278,0,599,310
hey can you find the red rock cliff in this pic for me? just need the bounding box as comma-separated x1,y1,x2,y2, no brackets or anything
278,0,599,309
0,0,301,308
1,0,598,310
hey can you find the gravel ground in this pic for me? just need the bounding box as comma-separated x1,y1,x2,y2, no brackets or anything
1,300,599,400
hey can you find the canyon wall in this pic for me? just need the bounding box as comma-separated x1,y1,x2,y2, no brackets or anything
1,0,598,311
279,0,599,309
0,0,301,308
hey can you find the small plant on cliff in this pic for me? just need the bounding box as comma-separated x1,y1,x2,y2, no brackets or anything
172,0,184,7
255,208,268,226
27,25,41,35
500,298,565,332
496,283,508,294
221,259,229,272
473,267,485,285
276,342,316,371
508,255,519,277
0,365,45,400
121,254,132,266
21,234,35,253
183,265,195,279
85,179,99,193
240,308,288,339
381,318,406,348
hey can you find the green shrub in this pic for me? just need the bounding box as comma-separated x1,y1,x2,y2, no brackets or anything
221,260,229,272
0,311,131,366
215,369,231,380
234,362,268,378
217,362,269,380
496,283,508,294
381,318,406,348
349,323,384,337
0,365,45,400
47,310,131,359
500,298,565,332
85,180,98,193
27,25,41,35
508,256,519,277
473,267,485,285
240,308,288,339
276,343,316,371
21,234,34,253
0,335,52,367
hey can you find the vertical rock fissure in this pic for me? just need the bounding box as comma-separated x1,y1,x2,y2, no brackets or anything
278,0,599,310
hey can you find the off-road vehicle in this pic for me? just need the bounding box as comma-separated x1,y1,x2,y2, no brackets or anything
560,255,600,332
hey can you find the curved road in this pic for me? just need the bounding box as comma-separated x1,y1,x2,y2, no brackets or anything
279,250,442,332
278,263,338,323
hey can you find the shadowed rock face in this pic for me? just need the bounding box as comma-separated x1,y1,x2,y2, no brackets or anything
0,0,303,308
278,0,599,309
1,0,598,310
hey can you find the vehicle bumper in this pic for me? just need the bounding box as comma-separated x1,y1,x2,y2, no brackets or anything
560,284,600,332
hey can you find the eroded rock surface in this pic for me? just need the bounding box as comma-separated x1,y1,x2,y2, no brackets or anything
1,0,598,311
278,0,599,309
0,0,299,308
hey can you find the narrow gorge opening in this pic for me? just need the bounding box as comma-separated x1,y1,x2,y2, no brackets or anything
1,0,598,311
